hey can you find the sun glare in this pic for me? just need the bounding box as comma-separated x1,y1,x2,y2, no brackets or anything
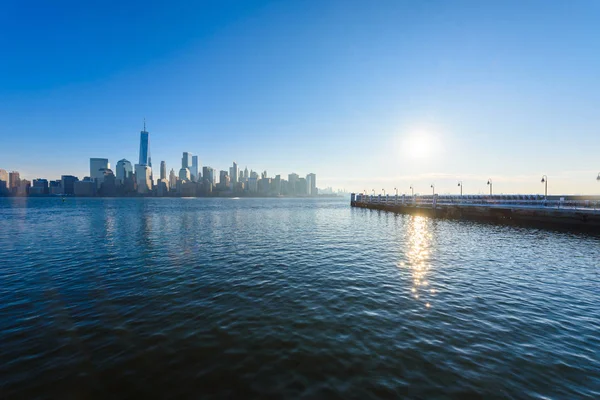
404,134,432,159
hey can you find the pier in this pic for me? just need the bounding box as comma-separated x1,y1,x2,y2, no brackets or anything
350,193,600,230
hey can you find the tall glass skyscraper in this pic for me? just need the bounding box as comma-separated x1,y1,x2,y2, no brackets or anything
139,123,149,166
191,155,199,182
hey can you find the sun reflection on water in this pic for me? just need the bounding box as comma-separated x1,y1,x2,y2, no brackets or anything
398,216,435,308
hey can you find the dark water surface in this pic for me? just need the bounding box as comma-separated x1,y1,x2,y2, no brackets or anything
1,197,599,399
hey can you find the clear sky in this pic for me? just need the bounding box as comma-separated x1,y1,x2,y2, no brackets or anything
1,0,599,194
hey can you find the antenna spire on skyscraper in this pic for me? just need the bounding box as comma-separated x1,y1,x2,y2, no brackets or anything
144,117,146,132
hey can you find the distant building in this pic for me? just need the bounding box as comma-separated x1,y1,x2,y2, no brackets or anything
248,177,258,193
135,164,152,194
9,171,20,190
288,173,299,195
244,167,248,181
90,158,109,188
74,179,96,197
61,175,79,195
272,175,281,195
0,169,8,186
115,159,133,184
202,166,215,187
179,167,191,182
296,177,307,195
99,169,117,196
139,123,149,166
191,155,199,182
231,162,238,185
17,179,31,196
49,180,62,195
30,179,49,195
157,179,169,197
160,161,167,181
169,168,177,190
182,152,192,169
306,173,317,196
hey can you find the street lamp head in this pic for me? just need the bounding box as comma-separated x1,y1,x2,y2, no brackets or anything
487,180,490,185
458,182,461,187
541,177,545,183
596,173,600,181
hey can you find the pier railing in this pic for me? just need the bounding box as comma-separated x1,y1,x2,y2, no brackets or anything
352,194,600,211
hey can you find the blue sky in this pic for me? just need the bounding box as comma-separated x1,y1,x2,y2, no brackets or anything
1,0,599,194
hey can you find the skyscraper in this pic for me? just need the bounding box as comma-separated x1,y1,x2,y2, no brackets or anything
90,158,109,188
115,159,133,183
231,162,238,184
202,166,214,186
169,168,177,189
61,175,79,195
191,155,199,182
306,173,317,196
139,121,149,166
0,169,8,183
9,171,20,189
288,173,299,195
182,152,192,169
135,164,152,194
160,161,167,180
244,167,248,180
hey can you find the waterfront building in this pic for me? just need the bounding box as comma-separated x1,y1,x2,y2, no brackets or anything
288,173,299,195
30,179,49,195
0,169,8,185
296,177,307,195
306,173,317,196
182,152,192,169
157,179,169,197
179,167,191,182
191,156,199,182
139,122,149,166
259,178,271,194
49,180,62,195
272,175,281,195
135,164,152,194
160,161,167,181
90,158,109,188
231,162,238,185
248,177,258,193
17,180,31,196
115,159,133,184
99,169,117,196
9,171,20,189
169,168,177,189
202,166,215,187
244,167,248,181
61,175,79,195
74,179,96,197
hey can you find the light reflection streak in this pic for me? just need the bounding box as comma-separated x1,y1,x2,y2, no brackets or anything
401,216,435,308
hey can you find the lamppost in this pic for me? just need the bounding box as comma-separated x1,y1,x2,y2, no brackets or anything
541,175,548,198
487,179,493,196
458,181,463,196
597,172,600,182
410,185,414,196
431,184,435,195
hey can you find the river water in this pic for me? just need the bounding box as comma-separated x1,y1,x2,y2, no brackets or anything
0,197,599,398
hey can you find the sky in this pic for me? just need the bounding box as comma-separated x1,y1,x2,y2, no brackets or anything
1,0,599,195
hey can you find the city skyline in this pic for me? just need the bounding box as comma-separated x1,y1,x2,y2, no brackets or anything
1,1,599,194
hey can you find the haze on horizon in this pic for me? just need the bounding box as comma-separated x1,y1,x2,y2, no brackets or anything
1,0,599,195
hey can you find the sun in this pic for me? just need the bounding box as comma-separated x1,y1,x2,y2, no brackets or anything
404,134,431,159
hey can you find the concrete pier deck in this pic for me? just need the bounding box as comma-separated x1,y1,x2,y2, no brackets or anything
350,193,600,230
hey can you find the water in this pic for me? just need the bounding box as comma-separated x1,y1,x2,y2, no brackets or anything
1,197,599,399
